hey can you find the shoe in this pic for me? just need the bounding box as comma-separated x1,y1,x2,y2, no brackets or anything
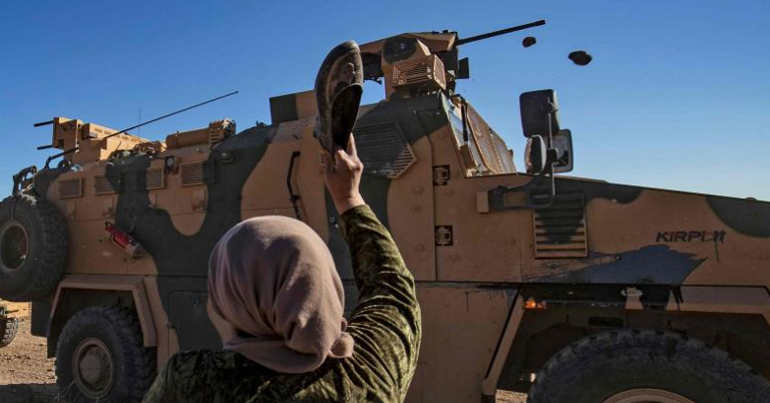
314,40,363,153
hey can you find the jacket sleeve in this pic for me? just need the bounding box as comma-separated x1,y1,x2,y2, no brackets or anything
142,356,175,403
339,204,422,401
142,351,226,403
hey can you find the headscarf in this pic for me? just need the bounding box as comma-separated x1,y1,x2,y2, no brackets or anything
206,215,354,373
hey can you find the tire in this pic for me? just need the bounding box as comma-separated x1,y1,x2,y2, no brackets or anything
528,329,770,403
0,317,18,347
0,194,68,301
55,306,156,403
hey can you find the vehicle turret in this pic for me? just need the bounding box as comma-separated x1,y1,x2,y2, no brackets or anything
359,20,545,99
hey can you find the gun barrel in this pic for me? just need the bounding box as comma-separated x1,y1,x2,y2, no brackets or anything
33,120,54,127
455,19,546,46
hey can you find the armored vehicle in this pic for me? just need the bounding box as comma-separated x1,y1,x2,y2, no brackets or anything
2,20,770,402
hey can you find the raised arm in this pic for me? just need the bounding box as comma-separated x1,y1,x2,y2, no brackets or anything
323,136,422,401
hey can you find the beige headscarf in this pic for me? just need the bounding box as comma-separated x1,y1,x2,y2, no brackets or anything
206,215,354,373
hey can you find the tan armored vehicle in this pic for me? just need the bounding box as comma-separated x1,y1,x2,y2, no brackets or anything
2,20,770,402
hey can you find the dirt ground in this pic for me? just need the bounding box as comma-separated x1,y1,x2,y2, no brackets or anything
0,300,525,402
0,301,58,402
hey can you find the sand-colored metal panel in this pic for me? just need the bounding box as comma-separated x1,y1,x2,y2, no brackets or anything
294,90,318,120
50,275,157,347
664,286,770,322
387,136,436,281
522,187,770,287
482,294,523,396
430,127,530,282
67,219,157,275
295,123,331,240
407,285,514,402
240,142,300,213
155,150,209,236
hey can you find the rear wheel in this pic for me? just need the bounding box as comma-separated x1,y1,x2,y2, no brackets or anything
55,306,155,403
528,329,770,403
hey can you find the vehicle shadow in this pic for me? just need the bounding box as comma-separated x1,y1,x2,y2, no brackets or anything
0,383,60,403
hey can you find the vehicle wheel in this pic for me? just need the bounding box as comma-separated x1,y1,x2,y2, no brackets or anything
55,306,156,403
528,329,770,403
0,194,68,301
0,316,19,347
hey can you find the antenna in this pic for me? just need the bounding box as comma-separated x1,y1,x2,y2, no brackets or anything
103,90,238,141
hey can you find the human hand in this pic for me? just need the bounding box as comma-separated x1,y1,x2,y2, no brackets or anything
321,135,365,214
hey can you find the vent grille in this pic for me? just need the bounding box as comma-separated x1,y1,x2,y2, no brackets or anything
181,162,204,186
353,122,416,179
392,55,446,91
533,193,587,258
59,178,83,199
94,176,115,195
146,168,165,190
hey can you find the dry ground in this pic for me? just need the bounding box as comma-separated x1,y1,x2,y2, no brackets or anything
0,300,526,402
0,301,58,402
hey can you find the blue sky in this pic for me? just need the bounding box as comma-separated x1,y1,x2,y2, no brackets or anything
2,1,769,200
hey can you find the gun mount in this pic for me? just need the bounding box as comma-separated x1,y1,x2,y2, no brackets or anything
359,20,545,99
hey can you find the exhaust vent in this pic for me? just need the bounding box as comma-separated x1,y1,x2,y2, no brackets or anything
533,192,588,258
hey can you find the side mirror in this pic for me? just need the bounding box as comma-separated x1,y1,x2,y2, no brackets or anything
551,129,574,173
520,89,560,137
525,135,547,174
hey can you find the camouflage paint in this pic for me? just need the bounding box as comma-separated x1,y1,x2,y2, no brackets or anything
530,245,706,284
105,126,271,350
555,177,643,204
31,166,69,199
327,93,448,278
707,195,770,238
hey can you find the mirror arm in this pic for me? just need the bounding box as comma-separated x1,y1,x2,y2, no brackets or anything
542,108,558,204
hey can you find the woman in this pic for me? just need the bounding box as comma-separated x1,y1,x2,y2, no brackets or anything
142,136,421,402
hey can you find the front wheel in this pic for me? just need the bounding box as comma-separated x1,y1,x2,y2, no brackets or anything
55,306,156,403
528,329,770,403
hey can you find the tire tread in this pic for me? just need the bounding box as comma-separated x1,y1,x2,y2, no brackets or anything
528,329,770,403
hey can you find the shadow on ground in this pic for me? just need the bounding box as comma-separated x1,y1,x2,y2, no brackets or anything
0,383,59,402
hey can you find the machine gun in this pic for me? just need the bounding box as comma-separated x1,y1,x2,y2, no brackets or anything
358,20,545,98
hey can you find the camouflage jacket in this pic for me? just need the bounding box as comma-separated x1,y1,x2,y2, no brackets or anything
142,205,422,403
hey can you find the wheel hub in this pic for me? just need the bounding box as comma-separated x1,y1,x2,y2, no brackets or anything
72,338,114,399
0,222,28,271
603,388,695,403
